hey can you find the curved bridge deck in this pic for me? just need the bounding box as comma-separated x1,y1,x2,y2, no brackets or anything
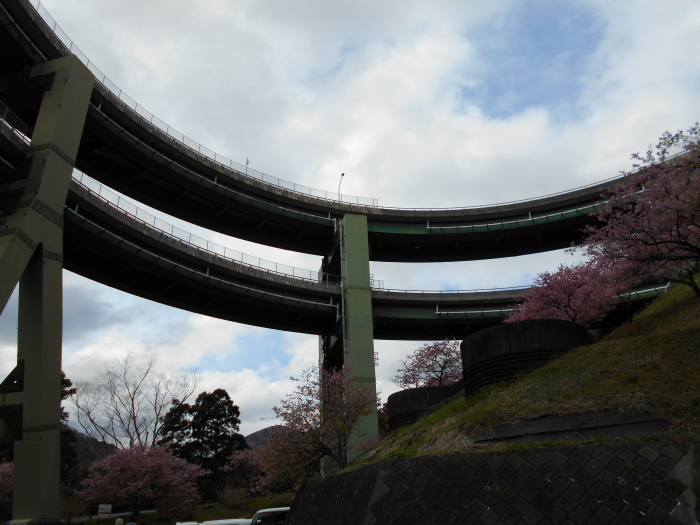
1,0,618,262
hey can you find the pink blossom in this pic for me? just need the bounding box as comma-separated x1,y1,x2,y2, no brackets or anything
0,462,12,511
582,124,700,296
226,365,377,492
505,259,637,327
392,340,462,389
77,445,207,517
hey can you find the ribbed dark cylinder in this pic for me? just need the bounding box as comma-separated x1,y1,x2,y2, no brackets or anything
461,319,591,397
387,381,463,431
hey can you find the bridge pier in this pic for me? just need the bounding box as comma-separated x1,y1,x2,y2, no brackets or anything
321,214,378,461
0,55,93,521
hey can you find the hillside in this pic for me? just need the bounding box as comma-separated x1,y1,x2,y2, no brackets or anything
359,280,700,463
245,425,283,448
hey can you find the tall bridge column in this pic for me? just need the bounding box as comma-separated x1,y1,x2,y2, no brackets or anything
0,55,93,520
339,214,378,461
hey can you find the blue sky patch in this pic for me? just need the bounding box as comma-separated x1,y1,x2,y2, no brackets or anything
457,0,604,120
194,329,290,378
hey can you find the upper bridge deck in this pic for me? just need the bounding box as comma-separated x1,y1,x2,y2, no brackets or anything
0,0,618,262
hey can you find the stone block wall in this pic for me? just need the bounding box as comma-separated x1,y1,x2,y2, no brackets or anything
286,441,699,525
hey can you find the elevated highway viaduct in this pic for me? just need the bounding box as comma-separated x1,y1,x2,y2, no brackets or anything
0,0,657,518
0,0,614,263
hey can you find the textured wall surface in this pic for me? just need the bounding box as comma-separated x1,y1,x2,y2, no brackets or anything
286,441,699,525
461,319,591,396
387,380,464,431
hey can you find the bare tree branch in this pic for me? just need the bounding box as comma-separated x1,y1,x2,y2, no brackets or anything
70,353,199,449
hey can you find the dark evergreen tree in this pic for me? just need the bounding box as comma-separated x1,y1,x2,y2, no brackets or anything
59,372,80,491
158,389,248,497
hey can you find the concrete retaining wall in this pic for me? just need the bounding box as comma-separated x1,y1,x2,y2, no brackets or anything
461,319,591,396
286,441,699,525
387,380,464,431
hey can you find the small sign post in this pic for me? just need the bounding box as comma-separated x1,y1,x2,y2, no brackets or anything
98,504,112,518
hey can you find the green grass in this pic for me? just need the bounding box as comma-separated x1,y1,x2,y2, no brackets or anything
356,281,700,464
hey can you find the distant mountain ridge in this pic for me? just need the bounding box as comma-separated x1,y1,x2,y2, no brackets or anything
245,425,283,448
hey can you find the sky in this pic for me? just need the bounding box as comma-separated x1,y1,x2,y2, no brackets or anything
1,0,699,436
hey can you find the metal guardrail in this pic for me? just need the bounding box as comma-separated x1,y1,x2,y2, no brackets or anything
432,283,671,317
375,285,530,295
69,173,563,297
26,1,378,208
71,171,340,286
0,99,32,145
435,305,516,317
426,203,602,232
376,150,689,212
619,283,671,299
23,1,689,214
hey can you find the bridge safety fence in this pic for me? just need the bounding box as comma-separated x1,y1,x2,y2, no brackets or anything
376,149,690,211
26,1,378,208
425,204,602,232
11,2,694,213
431,282,670,318
71,171,341,287
70,172,546,298
377,285,530,296
0,99,32,145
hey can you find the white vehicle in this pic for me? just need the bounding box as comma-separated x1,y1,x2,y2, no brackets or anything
250,507,290,525
197,518,250,525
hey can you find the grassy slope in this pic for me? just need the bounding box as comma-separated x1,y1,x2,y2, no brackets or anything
358,281,700,464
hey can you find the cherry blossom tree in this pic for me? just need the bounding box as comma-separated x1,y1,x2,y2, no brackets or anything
583,124,700,296
506,125,700,326
0,462,12,513
274,366,377,470
505,258,638,327
225,446,288,494
392,339,462,389
77,445,207,519
227,365,377,492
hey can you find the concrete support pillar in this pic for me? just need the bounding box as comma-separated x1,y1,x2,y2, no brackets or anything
339,214,378,461
14,248,63,519
0,55,93,521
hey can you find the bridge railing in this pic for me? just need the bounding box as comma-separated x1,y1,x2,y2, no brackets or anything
425,203,601,232
0,99,32,145
430,283,670,317
11,3,692,214
375,150,689,212
27,1,378,208
374,285,529,296
71,171,340,287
